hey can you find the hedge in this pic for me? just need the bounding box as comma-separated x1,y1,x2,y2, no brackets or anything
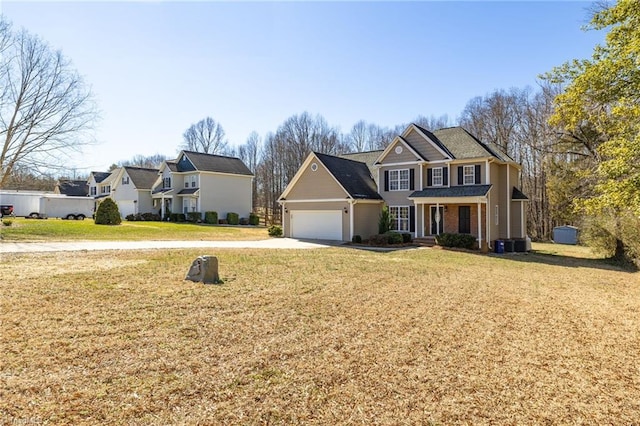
435,233,476,249
204,211,218,224
226,212,239,225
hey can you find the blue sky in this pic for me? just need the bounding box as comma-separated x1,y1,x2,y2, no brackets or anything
1,1,604,174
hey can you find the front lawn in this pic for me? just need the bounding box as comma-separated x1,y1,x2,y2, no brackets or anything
0,218,268,241
1,246,638,424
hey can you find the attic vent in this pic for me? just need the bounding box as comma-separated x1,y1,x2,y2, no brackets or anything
311,163,318,172
395,146,403,154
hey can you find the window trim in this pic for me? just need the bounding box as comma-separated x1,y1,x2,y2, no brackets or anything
389,169,410,191
389,205,410,232
495,205,499,225
463,165,475,185
432,167,443,186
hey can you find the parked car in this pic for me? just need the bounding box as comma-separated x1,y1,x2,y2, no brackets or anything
1,204,14,217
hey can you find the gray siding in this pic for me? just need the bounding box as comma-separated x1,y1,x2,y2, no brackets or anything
378,140,420,164
286,160,347,200
198,173,252,218
404,128,447,161
353,203,382,240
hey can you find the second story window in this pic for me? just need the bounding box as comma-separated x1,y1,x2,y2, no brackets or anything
163,177,171,188
185,175,197,188
122,176,129,185
432,168,443,186
463,165,475,185
389,169,409,191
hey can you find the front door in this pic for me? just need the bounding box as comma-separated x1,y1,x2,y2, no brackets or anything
459,206,471,234
430,206,444,235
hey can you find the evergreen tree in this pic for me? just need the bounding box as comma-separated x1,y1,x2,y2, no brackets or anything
94,198,121,225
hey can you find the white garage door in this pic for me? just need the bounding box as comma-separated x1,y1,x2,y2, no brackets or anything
290,210,343,241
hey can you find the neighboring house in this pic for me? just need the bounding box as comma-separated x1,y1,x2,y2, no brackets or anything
87,171,112,198
279,124,528,248
108,166,160,217
151,150,253,220
55,179,89,197
88,167,160,218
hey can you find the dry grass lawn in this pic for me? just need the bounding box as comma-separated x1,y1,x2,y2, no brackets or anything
1,245,639,425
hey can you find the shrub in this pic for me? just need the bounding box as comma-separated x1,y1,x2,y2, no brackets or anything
125,214,136,221
386,231,404,245
249,213,260,226
369,234,389,246
186,212,202,223
2,219,13,227
204,211,218,225
378,205,392,234
401,232,413,243
169,213,178,222
239,217,249,225
177,213,186,223
94,198,121,225
141,212,161,221
226,212,239,225
218,219,228,225
435,233,476,249
268,225,283,237
352,235,362,244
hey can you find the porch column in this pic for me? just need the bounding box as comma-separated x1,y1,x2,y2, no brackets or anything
161,195,165,218
436,202,440,235
349,201,354,241
477,202,482,246
420,203,424,238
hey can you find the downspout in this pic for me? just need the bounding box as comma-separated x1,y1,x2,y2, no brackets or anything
349,200,355,242
506,164,511,239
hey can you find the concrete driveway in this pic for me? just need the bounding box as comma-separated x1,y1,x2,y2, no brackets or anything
0,238,334,254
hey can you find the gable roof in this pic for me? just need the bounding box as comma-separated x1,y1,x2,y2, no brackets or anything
431,127,514,162
412,124,455,159
90,171,111,183
314,152,382,200
56,180,89,196
124,167,160,190
179,151,253,176
375,135,427,165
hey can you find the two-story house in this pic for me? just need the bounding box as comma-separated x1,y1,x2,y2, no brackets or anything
278,124,528,249
151,150,253,220
88,167,160,217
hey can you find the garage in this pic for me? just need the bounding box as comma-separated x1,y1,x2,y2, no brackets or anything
290,210,343,241
117,200,136,218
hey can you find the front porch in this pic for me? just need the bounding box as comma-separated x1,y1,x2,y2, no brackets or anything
409,185,493,248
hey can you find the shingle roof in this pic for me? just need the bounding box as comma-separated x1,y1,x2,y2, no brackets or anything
57,180,89,196
124,167,159,190
413,124,455,158
424,127,514,162
177,188,200,195
315,152,382,200
339,150,384,180
409,184,492,198
181,151,253,176
166,161,178,172
91,172,111,183
512,187,529,200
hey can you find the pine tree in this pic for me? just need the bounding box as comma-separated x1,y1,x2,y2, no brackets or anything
94,198,121,225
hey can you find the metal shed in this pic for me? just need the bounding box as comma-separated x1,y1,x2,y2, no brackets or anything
553,225,579,245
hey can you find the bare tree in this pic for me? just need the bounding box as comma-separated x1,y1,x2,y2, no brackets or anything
413,114,452,131
118,153,168,169
181,116,228,155
238,131,261,212
0,19,98,187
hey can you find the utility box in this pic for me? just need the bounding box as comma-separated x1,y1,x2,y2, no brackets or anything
553,225,579,245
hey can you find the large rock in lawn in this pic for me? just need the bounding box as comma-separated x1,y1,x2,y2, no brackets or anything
185,255,221,284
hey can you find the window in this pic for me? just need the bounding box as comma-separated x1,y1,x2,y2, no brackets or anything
184,175,197,188
389,169,409,191
122,176,129,185
390,206,410,232
463,165,475,185
432,167,443,186
495,205,499,225
163,177,171,189
101,185,110,194
90,187,96,196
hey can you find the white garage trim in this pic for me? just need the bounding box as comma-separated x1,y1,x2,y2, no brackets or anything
290,210,342,241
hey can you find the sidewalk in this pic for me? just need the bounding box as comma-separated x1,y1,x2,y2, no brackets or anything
0,238,333,254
